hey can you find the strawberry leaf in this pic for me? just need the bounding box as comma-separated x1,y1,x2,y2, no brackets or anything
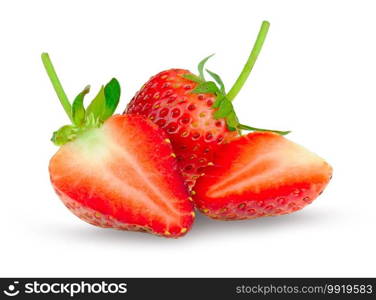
212,94,225,108
85,78,120,123
206,69,225,93
214,98,234,119
72,85,90,126
212,97,241,131
226,111,239,131
198,54,214,80
102,78,121,121
182,73,203,83
86,85,105,121
83,112,100,128
191,81,219,94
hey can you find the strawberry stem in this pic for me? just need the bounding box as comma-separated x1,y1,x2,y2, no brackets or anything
41,53,73,122
226,21,270,102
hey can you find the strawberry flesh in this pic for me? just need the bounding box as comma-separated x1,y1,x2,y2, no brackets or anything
193,132,333,220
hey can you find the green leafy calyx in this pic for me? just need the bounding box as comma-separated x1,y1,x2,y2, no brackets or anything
41,53,121,146
182,21,289,135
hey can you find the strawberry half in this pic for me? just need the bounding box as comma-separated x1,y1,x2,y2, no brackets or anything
126,21,289,189
193,132,333,220
42,53,194,238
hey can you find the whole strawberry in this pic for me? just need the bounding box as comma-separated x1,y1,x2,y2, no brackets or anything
126,21,288,189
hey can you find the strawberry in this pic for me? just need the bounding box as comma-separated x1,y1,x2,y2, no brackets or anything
126,68,237,189
192,132,333,220
42,53,194,238
125,21,288,189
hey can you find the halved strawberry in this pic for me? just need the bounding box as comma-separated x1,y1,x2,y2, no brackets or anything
193,132,332,220
43,53,194,237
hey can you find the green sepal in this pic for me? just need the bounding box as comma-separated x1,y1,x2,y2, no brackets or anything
197,54,214,80
206,69,225,93
213,97,240,131
102,78,121,121
53,78,121,146
85,78,121,123
191,81,219,94
182,73,203,83
86,85,105,121
83,112,101,129
226,111,240,131
212,94,224,108
51,125,80,146
72,85,90,126
191,53,288,135
213,98,233,119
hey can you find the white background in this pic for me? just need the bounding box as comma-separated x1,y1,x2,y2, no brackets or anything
0,0,375,277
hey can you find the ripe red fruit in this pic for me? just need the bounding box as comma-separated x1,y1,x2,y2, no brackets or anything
126,68,239,188
126,21,288,189
42,54,194,238
193,132,333,220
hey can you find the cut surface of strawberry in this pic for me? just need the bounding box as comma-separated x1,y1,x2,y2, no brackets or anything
42,53,194,238
50,115,194,237
193,132,333,220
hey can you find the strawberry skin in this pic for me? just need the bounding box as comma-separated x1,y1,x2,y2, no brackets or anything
193,132,333,220
49,114,195,237
126,69,238,188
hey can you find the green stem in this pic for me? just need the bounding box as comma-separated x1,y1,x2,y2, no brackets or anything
41,53,73,122
226,21,270,101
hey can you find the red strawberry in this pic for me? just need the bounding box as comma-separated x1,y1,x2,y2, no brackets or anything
126,68,238,188
126,21,288,189
42,53,194,238
192,132,333,220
